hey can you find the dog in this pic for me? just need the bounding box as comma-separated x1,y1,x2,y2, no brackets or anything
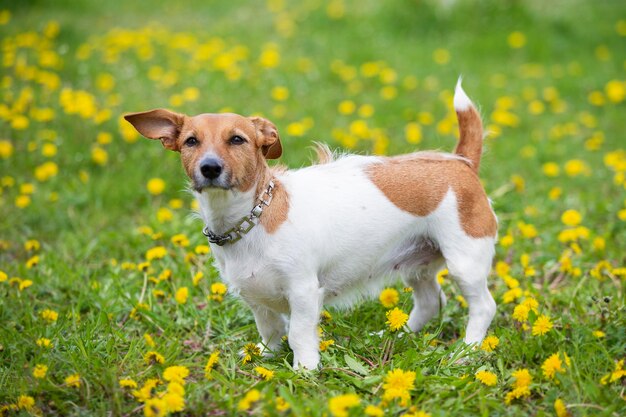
124,80,497,370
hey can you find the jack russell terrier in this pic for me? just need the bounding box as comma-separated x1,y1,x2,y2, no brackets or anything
125,80,497,370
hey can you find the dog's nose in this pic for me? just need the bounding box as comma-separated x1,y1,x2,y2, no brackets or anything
200,158,223,180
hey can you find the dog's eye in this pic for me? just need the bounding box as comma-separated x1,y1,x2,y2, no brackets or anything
185,137,198,147
229,135,246,145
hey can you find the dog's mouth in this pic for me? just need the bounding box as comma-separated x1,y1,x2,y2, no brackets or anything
192,175,234,193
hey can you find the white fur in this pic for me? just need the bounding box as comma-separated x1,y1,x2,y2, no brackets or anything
454,77,473,111
195,153,496,369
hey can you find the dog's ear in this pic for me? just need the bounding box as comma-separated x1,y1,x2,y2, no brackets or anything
124,109,184,152
249,116,282,159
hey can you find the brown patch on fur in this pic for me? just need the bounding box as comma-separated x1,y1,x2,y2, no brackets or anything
253,168,290,234
366,155,497,238
454,105,483,173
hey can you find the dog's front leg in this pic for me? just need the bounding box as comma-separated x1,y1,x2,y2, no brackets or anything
250,303,287,356
287,281,323,370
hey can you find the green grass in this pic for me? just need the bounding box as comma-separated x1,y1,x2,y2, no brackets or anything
1,0,625,415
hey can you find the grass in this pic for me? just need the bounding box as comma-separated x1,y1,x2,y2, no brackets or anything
1,0,625,415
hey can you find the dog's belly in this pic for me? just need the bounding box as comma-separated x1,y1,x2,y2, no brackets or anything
319,235,443,308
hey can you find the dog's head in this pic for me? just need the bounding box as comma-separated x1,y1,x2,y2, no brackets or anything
124,110,282,192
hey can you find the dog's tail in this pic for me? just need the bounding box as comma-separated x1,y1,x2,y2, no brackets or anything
453,78,483,173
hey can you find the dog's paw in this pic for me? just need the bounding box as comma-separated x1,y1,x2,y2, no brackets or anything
292,351,320,371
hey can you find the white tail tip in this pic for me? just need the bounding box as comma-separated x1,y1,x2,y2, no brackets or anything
454,77,473,111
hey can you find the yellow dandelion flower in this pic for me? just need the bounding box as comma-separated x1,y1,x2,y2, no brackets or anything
383,368,416,404
542,352,565,379
16,395,35,410
592,330,606,338
275,396,290,412
175,287,189,304
532,314,553,336
192,271,204,286
24,239,40,251
33,364,48,379
211,282,227,296
64,374,81,388
144,397,167,417
171,233,190,247
163,365,189,385
194,245,210,255
241,343,261,364
385,307,408,332
205,350,220,379
554,398,569,417
36,338,53,348
254,366,275,380
364,405,384,417
379,288,399,308
40,309,58,323
144,351,165,365
475,370,497,386
480,335,499,352
561,209,582,227
237,389,262,411
119,378,138,389
147,178,166,195
328,393,360,417
507,31,526,48
146,246,167,261
320,339,335,351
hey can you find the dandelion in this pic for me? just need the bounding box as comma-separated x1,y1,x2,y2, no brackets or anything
204,351,220,379
241,343,261,364
91,147,108,165
592,330,606,338
554,399,569,417
320,339,335,351
175,287,188,304
504,369,532,404
475,370,497,386
383,368,416,405
275,396,290,412
561,209,582,227
210,282,227,302
171,234,190,247
532,314,553,336
144,398,167,417
432,48,450,65
0,140,14,159
542,352,566,379
64,374,81,388
24,239,40,251
385,307,408,332
144,351,165,365
26,255,39,268
16,395,35,410
163,365,189,385
481,335,499,352
40,309,58,323
33,364,48,379
194,245,210,255
36,338,53,348
600,359,626,385
119,378,138,388
237,389,262,411
506,30,527,48
254,366,275,380
162,390,185,413
328,393,360,417
147,178,166,195
364,405,384,416
379,288,399,308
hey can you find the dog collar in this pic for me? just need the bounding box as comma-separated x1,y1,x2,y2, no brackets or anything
202,179,275,246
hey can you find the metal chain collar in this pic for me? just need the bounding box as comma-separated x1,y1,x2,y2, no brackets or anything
202,179,275,246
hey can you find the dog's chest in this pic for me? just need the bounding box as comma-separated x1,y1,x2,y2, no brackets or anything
212,251,289,312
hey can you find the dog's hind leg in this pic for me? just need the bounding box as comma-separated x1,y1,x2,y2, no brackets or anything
442,239,496,345
404,259,447,333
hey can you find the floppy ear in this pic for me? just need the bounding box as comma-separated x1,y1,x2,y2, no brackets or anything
124,109,184,152
249,116,282,159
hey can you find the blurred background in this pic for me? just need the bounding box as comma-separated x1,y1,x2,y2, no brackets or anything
1,1,625,414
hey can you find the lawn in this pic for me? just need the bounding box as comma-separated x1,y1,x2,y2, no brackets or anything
1,0,625,416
